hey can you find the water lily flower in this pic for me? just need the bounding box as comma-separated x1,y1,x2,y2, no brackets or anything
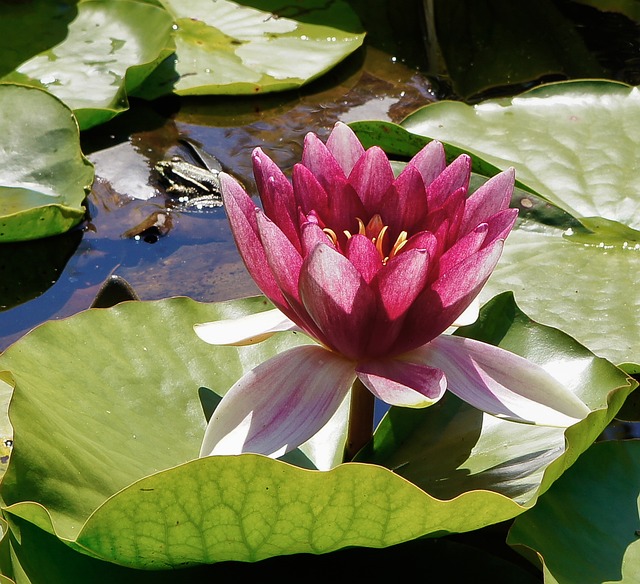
195,122,589,463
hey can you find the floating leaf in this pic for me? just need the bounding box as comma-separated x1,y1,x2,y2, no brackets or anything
0,84,93,242
351,80,640,367
2,0,175,129
508,440,640,584
0,293,632,568
137,0,365,97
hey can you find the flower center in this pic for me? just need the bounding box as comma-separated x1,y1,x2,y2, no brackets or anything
323,214,408,264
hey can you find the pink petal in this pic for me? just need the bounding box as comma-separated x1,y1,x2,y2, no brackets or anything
414,335,591,426
433,239,504,313
302,131,348,185
344,234,382,284
299,243,377,360
348,146,395,212
292,163,329,216
356,359,446,407
405,140,447,187
252,149,300,250
300,220,336,255
199,345,355,458
374,248,430,321
194,309,299,346
325,122,365,176
256,211,303,303
483,208,518,246
401,231,438,255
460,169,515,237
396,240,505,352
426,154,471,209
380,165,427,234
293,163,365,236
438,223,489,276
220,174,288,309
368,248,431,356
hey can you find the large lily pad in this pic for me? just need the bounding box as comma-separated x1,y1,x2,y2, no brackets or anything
0,84,93,242
2,0,175,129
508,440,640,584
0,292,632,568
351,80,640,367
137,0,365,97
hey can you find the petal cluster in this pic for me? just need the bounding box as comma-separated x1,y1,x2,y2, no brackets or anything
221,123,517,361
196,123,590,464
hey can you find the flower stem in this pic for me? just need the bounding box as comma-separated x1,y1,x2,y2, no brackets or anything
344,377,375,462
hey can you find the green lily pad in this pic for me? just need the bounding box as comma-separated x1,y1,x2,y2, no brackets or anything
137,0,365,97
0,293,632,568
0,84,93,242
401,80,640,230
508,440,640,584
0,512,538,583
2,0,175,129
351,80,640,367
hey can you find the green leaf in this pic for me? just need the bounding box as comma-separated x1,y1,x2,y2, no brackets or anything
352,80,640,367
137,0,365,97
485,227,640,367
0,84,93,242
0,512,538,583
508,440,640,584
0,294,633,568
401,80,640,228
2,0,175,129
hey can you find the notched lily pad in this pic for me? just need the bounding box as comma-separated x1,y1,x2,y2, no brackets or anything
0,293,633,568
0,84,93,242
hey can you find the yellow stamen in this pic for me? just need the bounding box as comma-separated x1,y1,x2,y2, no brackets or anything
388,230,408,260
327,215,409,265
375,225,388,259
323,227,338,245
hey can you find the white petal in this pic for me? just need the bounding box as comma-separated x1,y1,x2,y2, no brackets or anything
451,297,479,327
194,309,298,346
414,335,591,427
298,391,351,470
356,359,446,408
199,345,356,458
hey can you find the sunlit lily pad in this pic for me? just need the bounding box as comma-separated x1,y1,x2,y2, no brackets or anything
351,80,640,367
138,0,365,97
1,0,175,129
508,440,640,584
0,292,632,568
0,84,93,242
